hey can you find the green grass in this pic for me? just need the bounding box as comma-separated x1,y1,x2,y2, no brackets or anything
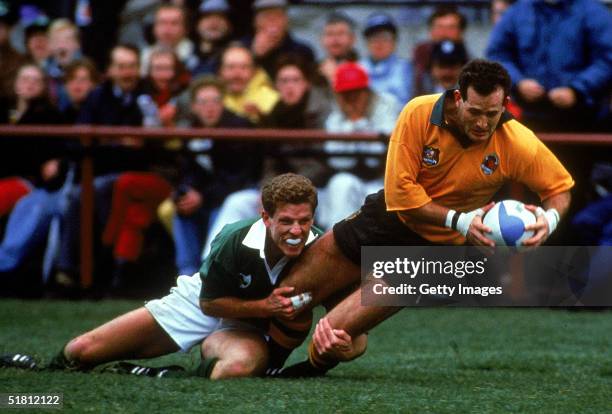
1,300,611,413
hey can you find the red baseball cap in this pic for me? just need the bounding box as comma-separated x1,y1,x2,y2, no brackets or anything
334,62,369,93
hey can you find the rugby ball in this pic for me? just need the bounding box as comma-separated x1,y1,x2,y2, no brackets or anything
482,200,536,248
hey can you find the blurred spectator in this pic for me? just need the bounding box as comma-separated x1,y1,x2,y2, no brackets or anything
160,76,261,274
413,6,467,98
0,4,26,100
0,63,68,278
23,22,49,66
219,43,279,123
191,0,235,77
261,53,331,129
78,44,145,126
415,40,468,96
319,11,357,86
491,0,514,24
486,0,612,131
140,4,195,75
245,0,315,80
359,12,412,105
58,59,99,123
142,47,191,127
320,61,401,228
43,19,83,105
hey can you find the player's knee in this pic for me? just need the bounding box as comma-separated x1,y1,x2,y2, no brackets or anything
212,357,265,379
64,334,97,364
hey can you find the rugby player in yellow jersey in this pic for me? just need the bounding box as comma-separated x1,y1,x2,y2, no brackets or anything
271,59,574,376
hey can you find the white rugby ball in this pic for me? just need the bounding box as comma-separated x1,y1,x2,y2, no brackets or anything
482,200,536,248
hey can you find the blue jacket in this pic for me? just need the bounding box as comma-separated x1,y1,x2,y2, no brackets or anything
486,0,612,107
360,54,413,105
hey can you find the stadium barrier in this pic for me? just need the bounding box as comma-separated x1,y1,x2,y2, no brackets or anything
0,125,610,288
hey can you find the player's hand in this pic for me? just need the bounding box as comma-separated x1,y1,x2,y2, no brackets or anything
176,188,203,215
263,286,297,320
313,317,355,361
522,205,550,247
41,158,60,182
518,79,545,102
548,87,576,109
461,202,496,249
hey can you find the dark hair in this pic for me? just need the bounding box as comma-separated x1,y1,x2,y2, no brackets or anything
64,58,100,84
428,6,467,31
109,43,141,67
273,53,313,82
189,75,226,102
458,59,511,100
325,11,356,32
261,173,318,216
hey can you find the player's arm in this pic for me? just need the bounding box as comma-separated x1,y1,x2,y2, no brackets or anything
200,287,298,320
397,201,496,247
522,191,571,246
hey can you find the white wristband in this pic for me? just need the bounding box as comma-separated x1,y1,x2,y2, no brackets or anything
535,207,560,235
445,209,457,228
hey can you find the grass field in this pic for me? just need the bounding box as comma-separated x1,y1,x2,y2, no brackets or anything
1,299,611,413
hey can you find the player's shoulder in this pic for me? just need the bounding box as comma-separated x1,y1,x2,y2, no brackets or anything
208,218,260,256
497,118,542,157
398,93,443,123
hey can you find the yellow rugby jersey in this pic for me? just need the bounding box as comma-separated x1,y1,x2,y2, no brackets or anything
385,92,574,244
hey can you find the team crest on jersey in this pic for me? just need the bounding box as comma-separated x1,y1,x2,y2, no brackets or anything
481,153,499,175
422,146,440,166
239,273,252,288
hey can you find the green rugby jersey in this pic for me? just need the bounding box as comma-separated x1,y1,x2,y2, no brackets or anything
199,218,322,302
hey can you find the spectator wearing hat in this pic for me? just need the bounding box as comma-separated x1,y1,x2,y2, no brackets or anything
191,0,235,77
319,11,358,86
245,0,315,79
415,39,468,96
0,3,27,99
359,12,412,105
412,7,468,99
320,61,401,229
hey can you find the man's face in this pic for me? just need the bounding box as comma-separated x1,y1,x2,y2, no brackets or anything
321,22,354,59
455,86,507,142
254,8,288,38
154,8,185,46
66,67,94,105
149,53,175,86
219,48,254,94
276,65,309,106
430,14,463,42
366,30,396,61
26,33,49,62
197,13,230,42
336,88,370,121
109,47,140,92
15,66,45,100
49,28,80,66
191,85,224,126
431,63,462,90
263,202,314,259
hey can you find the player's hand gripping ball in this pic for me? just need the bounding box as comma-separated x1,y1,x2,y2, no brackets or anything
482,200,536,250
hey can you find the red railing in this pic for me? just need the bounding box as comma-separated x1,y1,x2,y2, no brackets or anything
1,125,610,288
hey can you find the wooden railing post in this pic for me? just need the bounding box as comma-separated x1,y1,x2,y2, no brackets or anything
79,134,94,289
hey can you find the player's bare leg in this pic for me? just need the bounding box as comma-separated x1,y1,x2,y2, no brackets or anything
62,307,179,369
200,330,268,379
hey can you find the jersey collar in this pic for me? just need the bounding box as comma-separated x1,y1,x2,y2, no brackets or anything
241,218,318,259
430,90,513,148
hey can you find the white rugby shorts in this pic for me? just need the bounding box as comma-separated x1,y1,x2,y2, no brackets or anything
145,274,263,352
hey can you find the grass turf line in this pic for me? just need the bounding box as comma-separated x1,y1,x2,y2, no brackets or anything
1,299,611,413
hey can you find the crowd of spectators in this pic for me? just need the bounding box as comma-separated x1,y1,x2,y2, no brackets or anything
0,0,610,296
